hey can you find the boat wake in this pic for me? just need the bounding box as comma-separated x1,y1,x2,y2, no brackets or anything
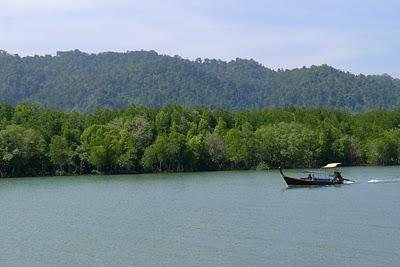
343,180,355,184
367,179,400,184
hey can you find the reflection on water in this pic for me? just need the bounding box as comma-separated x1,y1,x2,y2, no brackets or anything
282,184,343,191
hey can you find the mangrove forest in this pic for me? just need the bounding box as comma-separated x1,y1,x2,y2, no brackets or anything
0,103,399,177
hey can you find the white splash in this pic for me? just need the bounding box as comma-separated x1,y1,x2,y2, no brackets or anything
367,179,400,184
343,180,355,184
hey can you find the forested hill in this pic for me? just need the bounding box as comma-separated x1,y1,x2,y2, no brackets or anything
0,49,399,112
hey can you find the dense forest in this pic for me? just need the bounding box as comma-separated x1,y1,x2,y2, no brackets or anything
0,103,399,177
0,49,399,112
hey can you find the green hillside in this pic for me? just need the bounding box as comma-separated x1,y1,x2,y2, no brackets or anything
0,49,399,112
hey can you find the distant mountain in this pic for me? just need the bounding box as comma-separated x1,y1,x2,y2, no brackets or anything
0,49,399,112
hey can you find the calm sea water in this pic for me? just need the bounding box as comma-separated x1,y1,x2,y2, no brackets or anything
0,166,399,266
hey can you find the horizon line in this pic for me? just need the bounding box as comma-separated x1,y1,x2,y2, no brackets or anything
0,48,398,79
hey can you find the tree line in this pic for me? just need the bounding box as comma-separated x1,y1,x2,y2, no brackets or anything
1,49,399,112
0,103,399,177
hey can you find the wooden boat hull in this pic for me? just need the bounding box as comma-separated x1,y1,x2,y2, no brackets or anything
282,175,343,186
279,167,344,186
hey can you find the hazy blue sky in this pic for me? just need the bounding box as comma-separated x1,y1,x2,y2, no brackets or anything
1,0,399,77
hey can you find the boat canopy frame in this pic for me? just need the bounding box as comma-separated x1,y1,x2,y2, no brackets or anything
322,163,342,168
304,163,342,179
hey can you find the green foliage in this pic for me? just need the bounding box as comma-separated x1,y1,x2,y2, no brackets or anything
254,122,318,168
367,129,400,165
0,125,46,177
224,128,251,168
0,103,399,177
186,133,208,170
80,124,138,173
1,51,399,112
49,135,70,175
205,132,227,169
141,135,168,172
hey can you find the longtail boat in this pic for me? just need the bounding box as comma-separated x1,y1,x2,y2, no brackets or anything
279,163,354,186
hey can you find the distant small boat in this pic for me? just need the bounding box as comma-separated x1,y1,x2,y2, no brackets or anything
279,163,354,186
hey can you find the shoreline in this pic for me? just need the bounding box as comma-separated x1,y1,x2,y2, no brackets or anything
1,164,399,179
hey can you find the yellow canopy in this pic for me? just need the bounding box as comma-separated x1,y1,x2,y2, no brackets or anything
322,163,341,168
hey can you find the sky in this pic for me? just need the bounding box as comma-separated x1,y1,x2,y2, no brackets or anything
1,0,399,77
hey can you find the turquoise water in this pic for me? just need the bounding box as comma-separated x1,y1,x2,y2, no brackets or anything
0,166,399,266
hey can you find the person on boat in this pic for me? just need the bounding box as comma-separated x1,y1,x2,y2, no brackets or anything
333,171,343,182
333,171,342,179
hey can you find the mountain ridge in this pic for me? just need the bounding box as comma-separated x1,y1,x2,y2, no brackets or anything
0,49,399,112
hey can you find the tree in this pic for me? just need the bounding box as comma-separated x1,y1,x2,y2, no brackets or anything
0,125,46,177
49,135,71,175
116,129,137,171
205,132,227,169
224,128,251,168
186,133,208,170
1,103,400,177
141,135,168,172
165,131,187,171
126,115,154,153
80,125,120,173
367,129,400,165
254,122,318,168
